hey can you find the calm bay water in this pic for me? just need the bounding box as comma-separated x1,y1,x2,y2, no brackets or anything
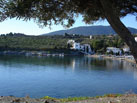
0,55,137,98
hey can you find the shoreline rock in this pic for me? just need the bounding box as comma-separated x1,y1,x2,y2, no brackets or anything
89,54,136,65
0,96,58,103
1,94,137,103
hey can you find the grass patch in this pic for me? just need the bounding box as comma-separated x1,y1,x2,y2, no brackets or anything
95,94,123,98
42,96,91,102
60,96,91,102
43,94,123,102
42,96,57,100
103,94,122,97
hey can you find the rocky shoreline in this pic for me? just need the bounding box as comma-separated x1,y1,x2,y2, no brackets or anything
68,94,137,103
0,96,58,103
1,94,137,103
89,54,136,66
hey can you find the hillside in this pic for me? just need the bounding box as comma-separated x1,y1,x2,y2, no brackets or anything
42,26,137,35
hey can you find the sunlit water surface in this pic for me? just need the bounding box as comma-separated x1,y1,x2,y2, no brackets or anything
0,55,137,98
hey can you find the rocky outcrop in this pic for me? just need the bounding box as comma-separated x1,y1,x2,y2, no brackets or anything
0,96,58,103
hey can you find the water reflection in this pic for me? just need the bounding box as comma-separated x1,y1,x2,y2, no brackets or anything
0,55,136,71
0,55,137,98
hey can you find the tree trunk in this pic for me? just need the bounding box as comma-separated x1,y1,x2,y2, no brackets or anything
100,0,137,64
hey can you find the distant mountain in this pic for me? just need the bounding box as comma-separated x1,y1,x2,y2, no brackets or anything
42,26,137,36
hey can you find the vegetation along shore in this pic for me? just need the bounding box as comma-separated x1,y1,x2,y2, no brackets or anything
0,33,137,54
1,33,137,63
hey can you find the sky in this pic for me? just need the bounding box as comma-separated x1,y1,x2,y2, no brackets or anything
0,15,136,35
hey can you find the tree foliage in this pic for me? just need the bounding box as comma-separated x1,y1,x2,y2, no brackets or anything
0,0,137,62
0,0,136,27
0,33,69,51
0,33,125,54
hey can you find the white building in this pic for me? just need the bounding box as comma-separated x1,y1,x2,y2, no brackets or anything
107,47,122,54
90,35,93,39
67,40,75,44
123,47,130,53
82,44,92,53
135,37,137,42
80,45,84,50
67,40,94,54
73,42,81,50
